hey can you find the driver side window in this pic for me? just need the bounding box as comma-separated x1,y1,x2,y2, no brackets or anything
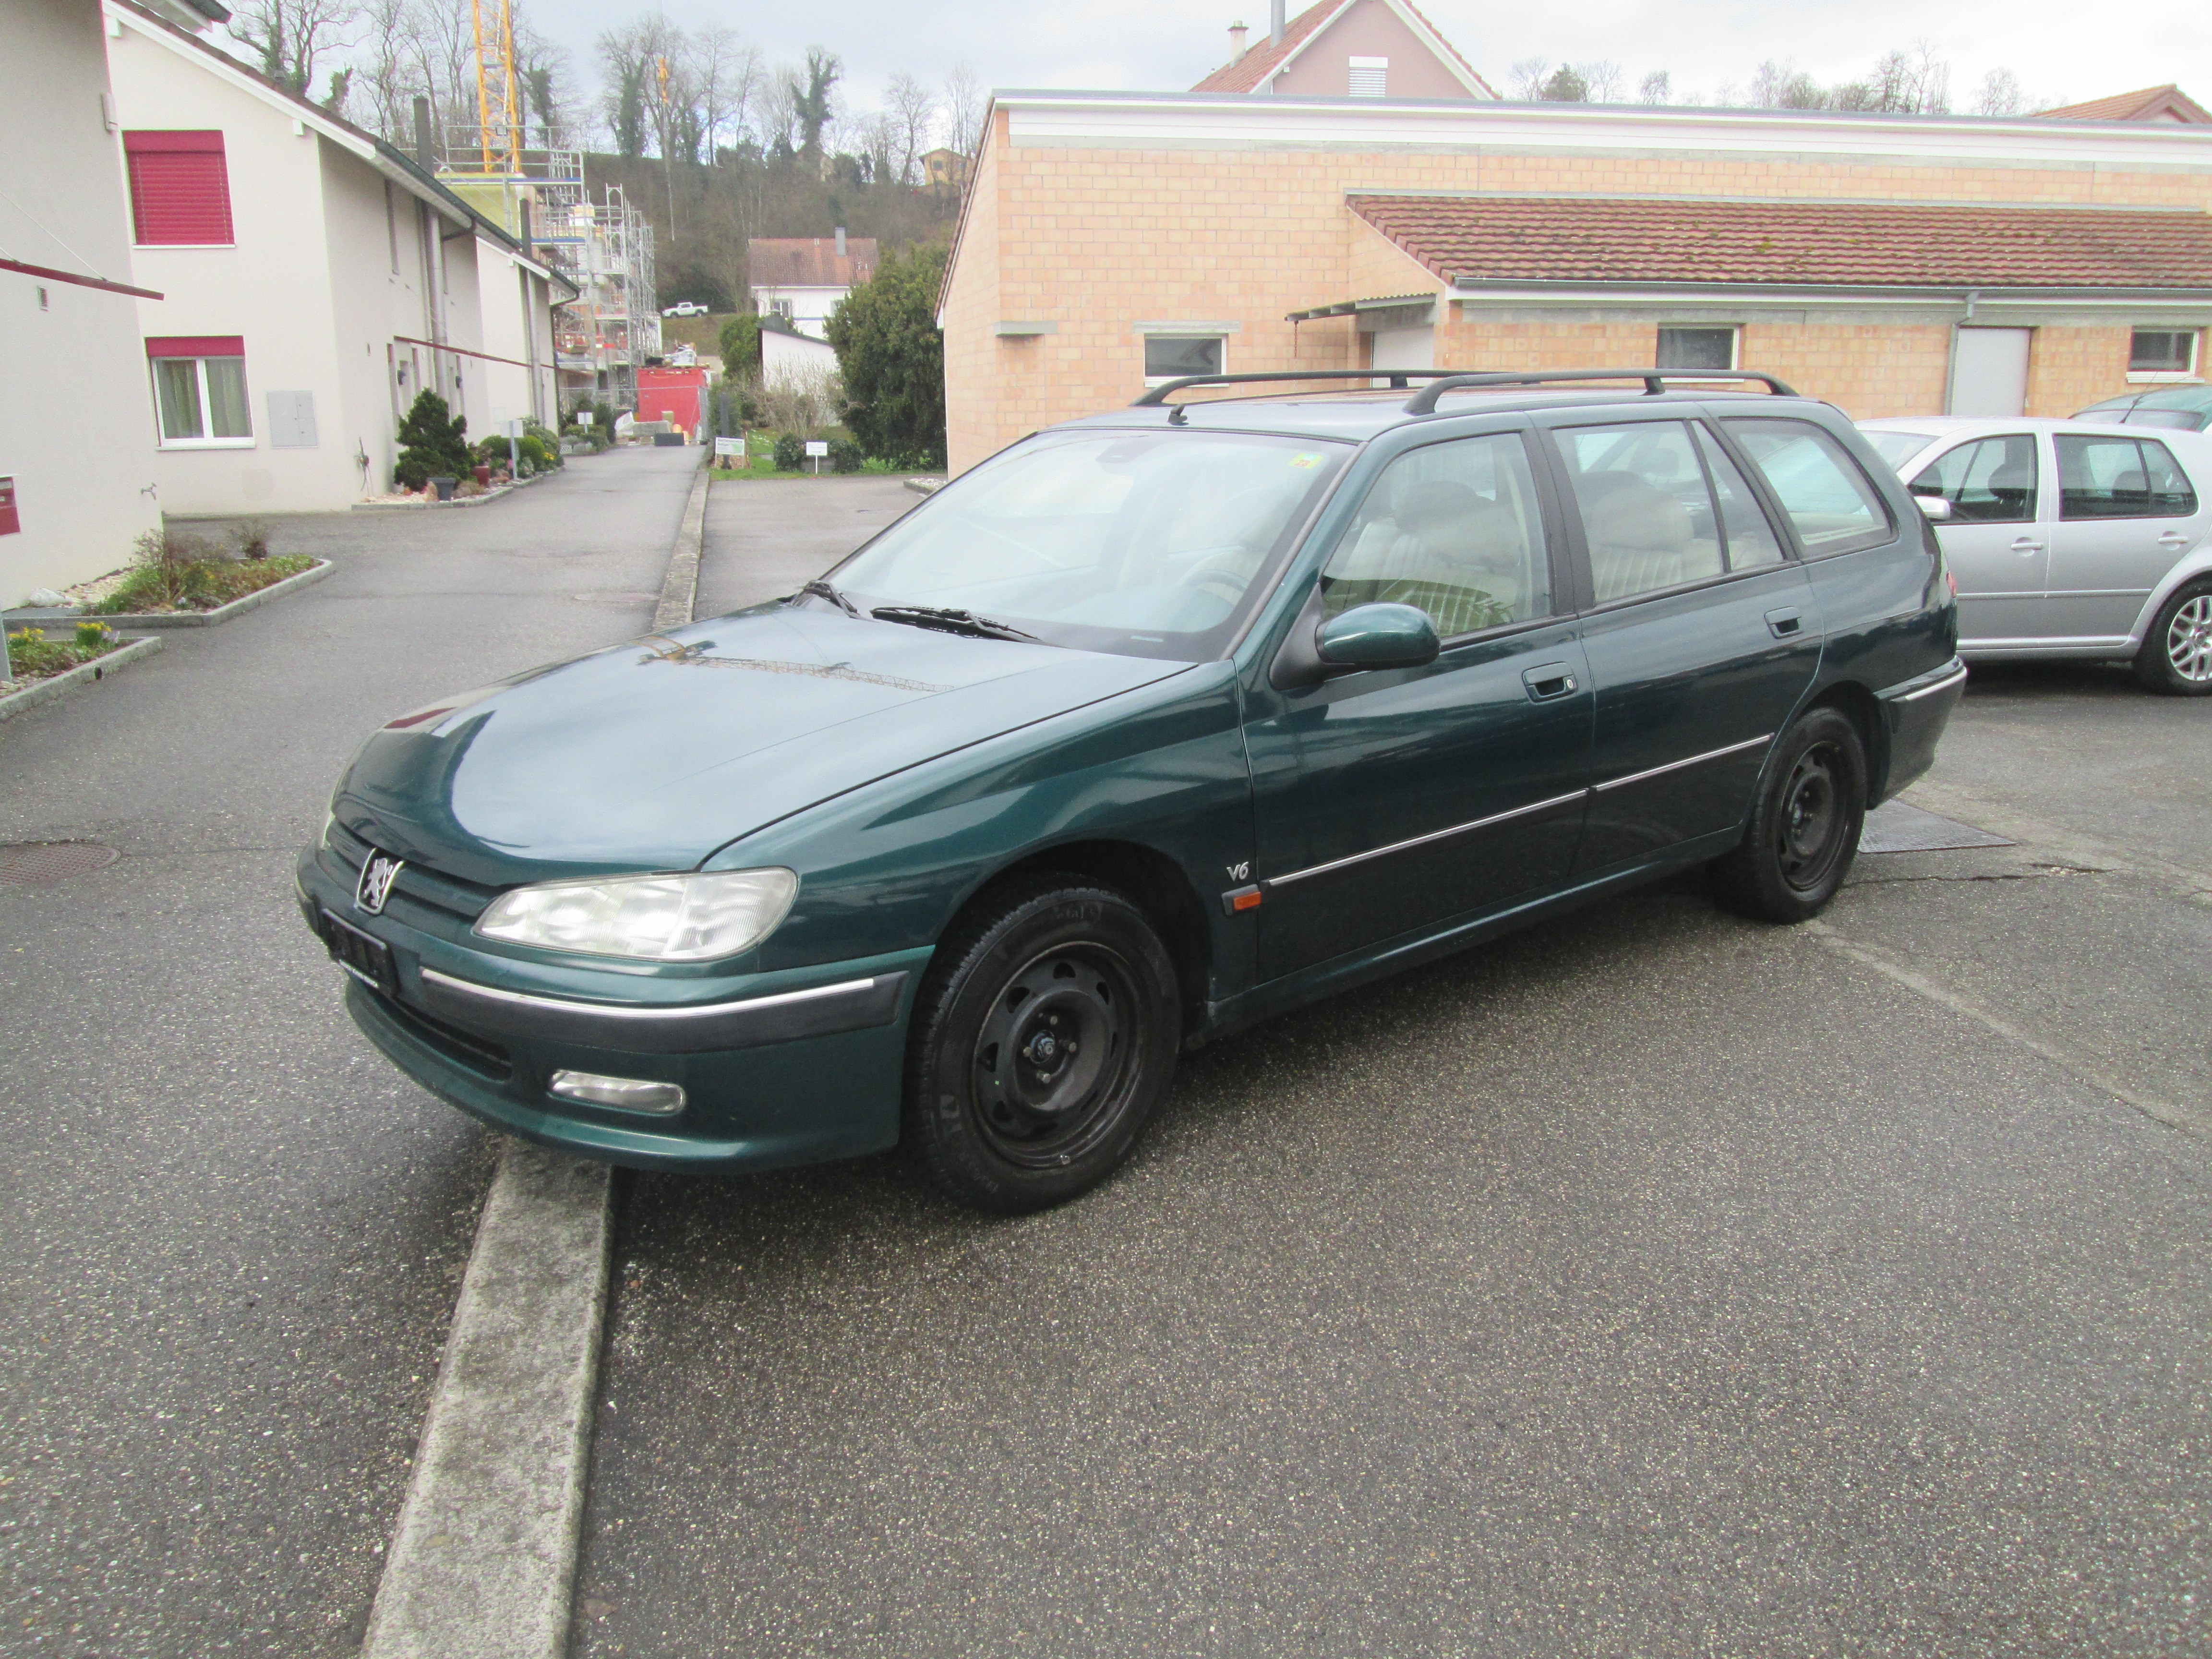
1319,433,1552,638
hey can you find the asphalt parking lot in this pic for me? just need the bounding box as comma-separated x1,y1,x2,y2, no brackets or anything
4,471,2207,1656
573,483,2212,1658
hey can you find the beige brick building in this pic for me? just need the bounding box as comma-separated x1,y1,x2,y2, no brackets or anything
939,93,2212,474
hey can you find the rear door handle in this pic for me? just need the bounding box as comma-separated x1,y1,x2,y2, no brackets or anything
1764,607,1803,639
2011,537,2045,555
1521,662,1577,702
2159,531,2191,549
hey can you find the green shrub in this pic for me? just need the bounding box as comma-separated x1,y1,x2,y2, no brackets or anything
827,438,863,475
475,434,513,466
395,390,471,490
517,433,557,474
825,241,948,469
772,432,805,472
89,530,312,614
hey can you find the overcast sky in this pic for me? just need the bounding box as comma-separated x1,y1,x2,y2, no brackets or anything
492,0,2203,118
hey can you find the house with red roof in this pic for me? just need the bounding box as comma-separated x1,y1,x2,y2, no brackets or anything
1194,0,1495,100
937,11,2212,474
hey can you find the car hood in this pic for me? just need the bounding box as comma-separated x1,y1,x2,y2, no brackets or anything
334,607,1191,886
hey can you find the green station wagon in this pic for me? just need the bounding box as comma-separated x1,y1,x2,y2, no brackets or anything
298,369,1965,1211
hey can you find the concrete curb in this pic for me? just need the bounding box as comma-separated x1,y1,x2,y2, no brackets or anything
351,470,559,513
653,458,709,631
903,476,944,495
360,451,709,1654
0,635,163,726
358,1143,613,1659
6,559,334,632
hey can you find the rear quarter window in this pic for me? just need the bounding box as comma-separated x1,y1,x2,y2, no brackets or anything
1723,418,1897,558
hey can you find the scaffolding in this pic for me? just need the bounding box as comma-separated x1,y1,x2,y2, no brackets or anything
430,0,659,414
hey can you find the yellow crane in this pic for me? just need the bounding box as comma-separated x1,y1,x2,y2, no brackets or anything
467,0,521,175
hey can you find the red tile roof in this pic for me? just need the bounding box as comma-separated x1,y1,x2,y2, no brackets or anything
745,237,877,288
2035,85,2212,124
1193,1,1341,94
1348,194,2212,289
1192,0,1494,97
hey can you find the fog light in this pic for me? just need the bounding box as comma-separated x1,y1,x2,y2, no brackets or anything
547,1070,685,1116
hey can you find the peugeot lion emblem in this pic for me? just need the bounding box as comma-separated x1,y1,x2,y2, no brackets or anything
355,851,404,916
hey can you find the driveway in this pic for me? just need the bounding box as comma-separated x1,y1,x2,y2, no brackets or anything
574,484,2212,1658
0,445,697,1656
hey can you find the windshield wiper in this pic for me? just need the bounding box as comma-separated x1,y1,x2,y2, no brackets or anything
869,604,1039,643
793,578,859,617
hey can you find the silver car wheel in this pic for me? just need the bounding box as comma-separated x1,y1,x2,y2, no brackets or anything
2166,595,2212,682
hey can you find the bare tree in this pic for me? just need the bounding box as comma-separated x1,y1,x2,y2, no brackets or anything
1576,61,1624,103
226,0,361,95
1508,56,1551,100
1973,66,2025,116
883,71,938,184
941,62,986,157
691,25,762,163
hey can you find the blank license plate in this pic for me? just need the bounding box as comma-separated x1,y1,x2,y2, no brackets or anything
321,909,397,995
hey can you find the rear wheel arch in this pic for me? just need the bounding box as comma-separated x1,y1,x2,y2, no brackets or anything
1803,680,1887,805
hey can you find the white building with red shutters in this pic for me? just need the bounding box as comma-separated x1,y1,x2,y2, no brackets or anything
101,0,574,517
1,0,192,605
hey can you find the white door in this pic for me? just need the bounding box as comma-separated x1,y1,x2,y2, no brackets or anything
1370,325,1433,388
1948,328,2032,417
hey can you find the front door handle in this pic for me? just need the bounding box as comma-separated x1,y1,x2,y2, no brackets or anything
1521,661,1577,702
2012,537,2045,555
1764,607,1803,639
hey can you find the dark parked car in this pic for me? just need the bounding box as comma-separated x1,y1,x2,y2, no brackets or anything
2074,385,2212,432
299,369,1963,1211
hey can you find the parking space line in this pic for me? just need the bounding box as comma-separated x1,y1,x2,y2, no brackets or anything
359,1142,612,1659
1805,920,2208,1138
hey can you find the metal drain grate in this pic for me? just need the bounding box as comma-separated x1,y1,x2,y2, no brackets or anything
0,842,121,886
1858,801,2012,854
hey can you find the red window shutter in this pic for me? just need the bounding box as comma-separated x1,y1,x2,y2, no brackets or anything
145,336,246,358
124,131,233,246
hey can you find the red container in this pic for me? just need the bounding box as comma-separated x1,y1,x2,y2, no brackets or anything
472,465,492,486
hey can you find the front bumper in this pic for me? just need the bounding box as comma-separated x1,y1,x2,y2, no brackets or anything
1875,655,1967,802
297,845,929,1173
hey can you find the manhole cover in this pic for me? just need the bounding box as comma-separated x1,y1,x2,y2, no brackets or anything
0,842,120,886
1858,801,2012,854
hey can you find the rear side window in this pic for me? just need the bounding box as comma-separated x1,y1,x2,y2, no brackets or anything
1320,433,1552,637
1723,419,1896,557
1909,434,2038,524
1695,426,1787,568
2056,434,2199,519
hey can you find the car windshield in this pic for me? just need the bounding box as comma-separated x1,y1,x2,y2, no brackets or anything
829,430,1350,661
1861,429,1940,472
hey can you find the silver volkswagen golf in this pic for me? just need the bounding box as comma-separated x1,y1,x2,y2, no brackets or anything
1860,417,2212,694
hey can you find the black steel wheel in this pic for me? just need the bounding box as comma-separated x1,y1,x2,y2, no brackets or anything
903,876,1179,1212
2132,578,2212,695
1709,707,1867,924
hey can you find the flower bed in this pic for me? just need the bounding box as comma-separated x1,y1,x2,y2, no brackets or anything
3,622,129,687
84,528,314,616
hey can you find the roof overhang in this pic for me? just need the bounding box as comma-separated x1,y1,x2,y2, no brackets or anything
1256,0,1497,100
992,89,2212,170
1286,291,1437,321
1445,281,2212,310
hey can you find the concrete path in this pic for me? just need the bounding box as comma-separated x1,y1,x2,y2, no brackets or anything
572,487,2212,1657
0,445,696,1657
693,476,916,621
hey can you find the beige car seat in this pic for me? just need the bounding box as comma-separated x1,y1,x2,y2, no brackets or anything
1579,471,1694,602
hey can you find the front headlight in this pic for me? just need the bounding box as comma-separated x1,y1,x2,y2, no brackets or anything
473,867,799,962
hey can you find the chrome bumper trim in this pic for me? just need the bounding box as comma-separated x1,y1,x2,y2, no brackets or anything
413,967,909,1055
1890,663,1970,702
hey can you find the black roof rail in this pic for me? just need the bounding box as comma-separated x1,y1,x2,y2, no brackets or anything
1403,368,1798,416
1130,369,1453,408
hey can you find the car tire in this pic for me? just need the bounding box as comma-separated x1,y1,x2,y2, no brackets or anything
902,876,1180,1213
2131,578,2212,695
1708,707,1868,924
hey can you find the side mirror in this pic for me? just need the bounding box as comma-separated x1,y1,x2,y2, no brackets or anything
1315,602,1441,671
1915,494,1953,522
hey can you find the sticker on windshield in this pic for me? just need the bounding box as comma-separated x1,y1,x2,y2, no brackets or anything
1289,453,1323,469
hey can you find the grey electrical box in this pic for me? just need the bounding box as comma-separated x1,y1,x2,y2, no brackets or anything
266,390,320,449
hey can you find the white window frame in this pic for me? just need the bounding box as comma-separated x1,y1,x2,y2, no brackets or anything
150,354,256,450
1137,324,1234,387
1655,325,1742,374
2126,326,2203,384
